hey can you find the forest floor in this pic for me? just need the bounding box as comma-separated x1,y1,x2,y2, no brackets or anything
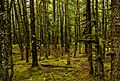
1,44,111,81
12,44,90,81
13,55,89,81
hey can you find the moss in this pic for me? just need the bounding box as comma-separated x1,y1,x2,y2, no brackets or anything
11,46,97,81
12,44,20,53
13,58,89,81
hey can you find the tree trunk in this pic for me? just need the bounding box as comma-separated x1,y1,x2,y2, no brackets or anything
43,0,48,59
13,1,24,60
60,1,64,56
74,0,79,57
65,0,70,65
0,0,9,80
30,0,39,67
111,0,120,80
22,0,30,63
6,0,13,80
86,0,94,80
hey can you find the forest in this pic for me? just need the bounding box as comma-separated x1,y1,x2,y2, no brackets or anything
0,0,120,81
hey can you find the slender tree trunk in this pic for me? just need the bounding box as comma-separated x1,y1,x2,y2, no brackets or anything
74,0,79,57
86,0,94,80
13,1,24,60
39,2,43,60
94,0,99,78
6,0,13,80
16,0,25,43
65,0,70,65
102,0,106,60
22,0,30,63
60,1,64,56
65,0,68,53
53,0,58,58
52,0,55,46
43,0,48,59
30,0,39,67
78,1,81,54
46,3,51,56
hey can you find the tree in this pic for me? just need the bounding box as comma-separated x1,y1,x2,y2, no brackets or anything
111,0,120,80
6,0,13,80
22,0,30,63
0,0,9,80
13,0,24,60
30,0,39,67
43,0,48,59
65,0,70,65
60,1,64,56
86,0,94,80
74,0,78,57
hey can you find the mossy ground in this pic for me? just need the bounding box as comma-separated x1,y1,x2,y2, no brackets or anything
13,55,89,81
12,44,89,81
0,44,112,81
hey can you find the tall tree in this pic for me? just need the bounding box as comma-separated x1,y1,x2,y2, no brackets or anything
30,0,39,66
102,0,106,59
22,0,30,63
0,0,9,80
65,0,70,65
39,1,43,60
60,1,64,56
13,1,24,60
111,0,120,80
6,0,13,80
74,0,79,57
43,0,48,59
53,0,55,47
86,0,94,80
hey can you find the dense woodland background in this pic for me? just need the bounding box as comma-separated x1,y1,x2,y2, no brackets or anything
0,0,120,81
